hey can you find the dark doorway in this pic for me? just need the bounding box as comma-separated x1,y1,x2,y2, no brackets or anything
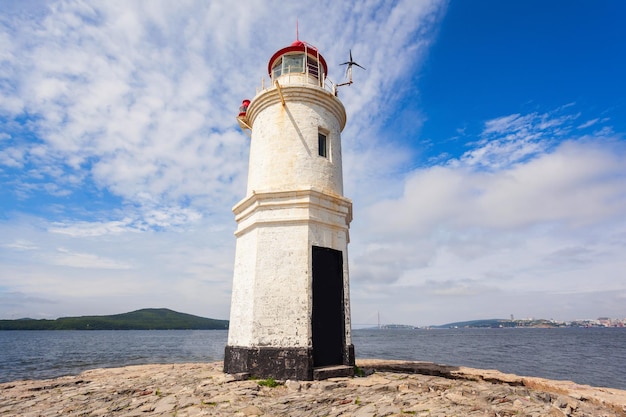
312,246,345,367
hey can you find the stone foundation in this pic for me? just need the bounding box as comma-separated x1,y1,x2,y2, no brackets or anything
224,344,355,381
224,346,313,380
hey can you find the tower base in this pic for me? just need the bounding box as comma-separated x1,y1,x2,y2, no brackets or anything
224,345,355,381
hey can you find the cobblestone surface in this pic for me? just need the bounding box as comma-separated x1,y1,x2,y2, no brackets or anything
1,361,624,416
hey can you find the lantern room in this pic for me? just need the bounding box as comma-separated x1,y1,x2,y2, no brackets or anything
268,40,328,85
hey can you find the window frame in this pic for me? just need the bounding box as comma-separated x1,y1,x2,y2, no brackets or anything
318,130,328,158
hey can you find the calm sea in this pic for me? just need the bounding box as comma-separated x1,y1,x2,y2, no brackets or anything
0,328,624,389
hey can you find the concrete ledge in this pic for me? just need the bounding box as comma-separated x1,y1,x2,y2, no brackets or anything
313,365,354,380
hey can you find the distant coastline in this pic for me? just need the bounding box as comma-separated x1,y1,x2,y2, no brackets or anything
3,309,623,331
432,317,625,329
0,308,228,330
369,317,626,329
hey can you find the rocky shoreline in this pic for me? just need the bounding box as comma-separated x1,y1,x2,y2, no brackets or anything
1,360,624,416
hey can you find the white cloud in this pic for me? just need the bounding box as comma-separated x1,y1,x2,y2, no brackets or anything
0,0,445,322
3,240,39,251
48,220,140,237
578,118,599,129
2,1,623,327
349,111,626,324
457,110,583,170
50,247,133,269
0,214,236,319
1,0,445,223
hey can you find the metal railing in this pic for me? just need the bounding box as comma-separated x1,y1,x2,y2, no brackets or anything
256,69,338,97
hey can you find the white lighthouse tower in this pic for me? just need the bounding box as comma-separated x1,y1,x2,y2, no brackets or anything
224,38,354,380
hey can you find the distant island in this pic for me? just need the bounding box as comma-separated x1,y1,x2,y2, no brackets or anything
0,308,229,330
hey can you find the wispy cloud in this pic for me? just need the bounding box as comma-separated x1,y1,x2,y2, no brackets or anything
1,1,624,326
1,0,445,223
3,240,38,251
49,247,133,269
48,220,141,237
0,0,448,319
578,118,600,129
351,108,626,323
456,110,582,170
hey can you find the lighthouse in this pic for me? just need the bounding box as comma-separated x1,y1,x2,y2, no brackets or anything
224,39,354,381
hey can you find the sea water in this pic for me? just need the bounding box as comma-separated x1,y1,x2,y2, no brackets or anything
354,327,626,389
0,328,624,389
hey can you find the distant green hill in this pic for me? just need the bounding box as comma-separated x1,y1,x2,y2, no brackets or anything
0,308,229,330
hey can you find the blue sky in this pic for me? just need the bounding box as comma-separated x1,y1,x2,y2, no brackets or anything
1,1,625,326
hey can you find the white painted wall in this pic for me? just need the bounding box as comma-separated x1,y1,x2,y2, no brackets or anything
227,71,353,351
245,85,346,197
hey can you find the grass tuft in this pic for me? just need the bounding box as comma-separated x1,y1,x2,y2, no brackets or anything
257,377,281,388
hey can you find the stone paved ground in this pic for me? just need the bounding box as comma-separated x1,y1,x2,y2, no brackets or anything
0,361,624,416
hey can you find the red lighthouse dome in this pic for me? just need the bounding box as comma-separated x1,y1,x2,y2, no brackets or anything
267,40,328,82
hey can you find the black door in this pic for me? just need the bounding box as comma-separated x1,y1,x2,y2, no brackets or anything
312,246,344,367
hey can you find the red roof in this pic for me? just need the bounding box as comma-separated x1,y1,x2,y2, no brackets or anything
267,41,328,77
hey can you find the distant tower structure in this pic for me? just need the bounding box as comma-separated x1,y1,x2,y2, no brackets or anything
224,38,354,380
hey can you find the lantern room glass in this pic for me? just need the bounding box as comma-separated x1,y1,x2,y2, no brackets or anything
272,53,321,80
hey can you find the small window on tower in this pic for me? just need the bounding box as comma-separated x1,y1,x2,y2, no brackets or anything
318,132,328,158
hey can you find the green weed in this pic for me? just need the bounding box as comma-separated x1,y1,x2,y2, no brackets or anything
257,378,281,388
353,366,365,377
